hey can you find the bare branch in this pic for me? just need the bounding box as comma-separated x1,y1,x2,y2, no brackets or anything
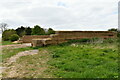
0,23,8,33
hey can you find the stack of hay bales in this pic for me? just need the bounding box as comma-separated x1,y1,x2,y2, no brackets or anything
21,35,50,43
31,31,117,47
50,34,67,44
31,34,68,47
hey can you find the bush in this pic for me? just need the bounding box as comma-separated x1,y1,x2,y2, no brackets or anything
68,38,91,43
2,29,17,41
10,34,19,41
58,38,91,47
103,38,116,43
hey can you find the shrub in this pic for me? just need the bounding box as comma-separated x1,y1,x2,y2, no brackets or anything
10,34,19,41
103,38,116,43
68,38,91,43
58,38,92,47
2,29,16,41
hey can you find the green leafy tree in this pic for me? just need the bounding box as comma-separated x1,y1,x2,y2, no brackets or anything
2,29,17,41
108,28,117,32
32,25,45,35
47,28,55,35
16,26,25,37
39,27,45,35
25,27,32,35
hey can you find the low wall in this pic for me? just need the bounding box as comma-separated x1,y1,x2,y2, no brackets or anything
21,35,50,43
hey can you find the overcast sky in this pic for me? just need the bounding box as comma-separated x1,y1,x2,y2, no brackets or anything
0,0,119,31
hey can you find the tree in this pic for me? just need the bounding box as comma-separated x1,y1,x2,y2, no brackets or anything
108,28,117,32
47,28,55,35
32,25,45,35
2,29,17,41
39,27,45,35
16,26,25,37
10,34,19,41
0,23,8,33
25,27,32,35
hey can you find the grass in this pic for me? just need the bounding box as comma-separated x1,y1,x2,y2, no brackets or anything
45,44,118,78
1,47,34,62
2,38,118,78
2,48,54,78
42,38,118,78
1,41,16,45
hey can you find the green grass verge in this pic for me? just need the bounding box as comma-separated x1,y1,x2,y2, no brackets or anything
1,41,16,45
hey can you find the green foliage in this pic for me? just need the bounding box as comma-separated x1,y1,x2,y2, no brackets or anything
58,38,94,47
10,34,19,41
58,38,91,47
47,28,55,35
117,31,120,37
2,47,34,62
2,29,17,41
2,38,117,78
108,28,117,32
47,44,118,78
68,38,91,43
1,41,16,45
25,27,32,35
90,37,99,41
32,25,45,35
103,38,117,43
16,26,26,37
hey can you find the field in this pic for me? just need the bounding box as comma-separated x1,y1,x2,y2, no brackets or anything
2,38,118,78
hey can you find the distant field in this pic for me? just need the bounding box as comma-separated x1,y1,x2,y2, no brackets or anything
2,38,118,78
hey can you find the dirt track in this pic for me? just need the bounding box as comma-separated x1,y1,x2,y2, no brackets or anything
0,43,37,78
3,50,39,78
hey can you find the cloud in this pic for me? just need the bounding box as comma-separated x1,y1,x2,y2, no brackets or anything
0,0,119,31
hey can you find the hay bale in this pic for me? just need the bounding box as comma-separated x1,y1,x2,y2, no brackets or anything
32,39,44,47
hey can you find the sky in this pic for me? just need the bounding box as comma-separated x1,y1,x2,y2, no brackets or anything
0,0,119,31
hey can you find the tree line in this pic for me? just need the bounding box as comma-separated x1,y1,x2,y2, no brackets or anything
1,23,55,41
15,25,55,37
